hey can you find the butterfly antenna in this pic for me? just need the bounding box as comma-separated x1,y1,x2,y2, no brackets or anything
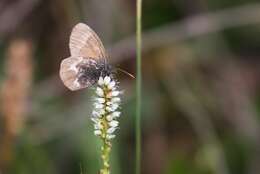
116,68,135,79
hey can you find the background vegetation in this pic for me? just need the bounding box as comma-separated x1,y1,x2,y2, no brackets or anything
0,0,260,174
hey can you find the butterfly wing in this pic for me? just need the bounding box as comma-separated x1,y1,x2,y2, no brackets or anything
69,23,106,59
60,23,107,91
59,56,84,91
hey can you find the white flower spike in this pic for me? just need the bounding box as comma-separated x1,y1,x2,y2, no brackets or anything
104,76,111,85
91,76,121,140
98,77,104,86
96,87,104,97
90,76,122,174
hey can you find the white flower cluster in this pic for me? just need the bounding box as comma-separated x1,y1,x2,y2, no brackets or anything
91,76,121,140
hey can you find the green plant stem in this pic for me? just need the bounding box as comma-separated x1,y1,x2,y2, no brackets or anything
100,89,111,174
136,0,142,174
100,139,111,174
100,118,111,174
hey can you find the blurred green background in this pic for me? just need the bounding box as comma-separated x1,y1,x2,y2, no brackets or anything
1,0,260,174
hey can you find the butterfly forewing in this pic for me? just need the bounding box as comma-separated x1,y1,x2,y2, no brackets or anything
69,23,106,59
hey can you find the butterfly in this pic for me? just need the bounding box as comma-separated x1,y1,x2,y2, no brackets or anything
59,23,112,91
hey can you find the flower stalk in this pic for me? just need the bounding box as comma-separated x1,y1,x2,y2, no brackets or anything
91,76,121,174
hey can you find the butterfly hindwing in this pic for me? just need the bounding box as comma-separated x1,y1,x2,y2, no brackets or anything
59,56,84,91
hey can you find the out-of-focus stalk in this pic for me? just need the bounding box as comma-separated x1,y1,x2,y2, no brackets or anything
136,0,142,174
0,39,33,172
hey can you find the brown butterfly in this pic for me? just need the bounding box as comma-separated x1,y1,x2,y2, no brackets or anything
59,23,112,91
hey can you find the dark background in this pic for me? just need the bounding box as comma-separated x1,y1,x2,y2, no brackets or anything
0,0,260,174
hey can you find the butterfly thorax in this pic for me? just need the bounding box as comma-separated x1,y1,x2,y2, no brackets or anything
76,57,112,87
